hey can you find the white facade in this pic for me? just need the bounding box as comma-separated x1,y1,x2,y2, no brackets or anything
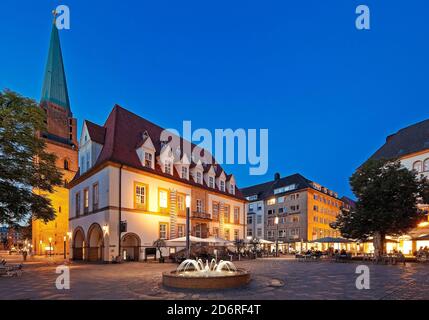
400,151,429,179
69,165,246,262
245,199,265,239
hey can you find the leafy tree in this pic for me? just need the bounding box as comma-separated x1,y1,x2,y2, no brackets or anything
332,158,429,258
0,90,62,226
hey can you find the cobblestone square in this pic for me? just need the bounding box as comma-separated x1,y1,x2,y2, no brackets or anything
1,254,429,300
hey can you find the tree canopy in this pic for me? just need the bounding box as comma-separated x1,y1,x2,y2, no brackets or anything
0,90,63,226
333,158,429,256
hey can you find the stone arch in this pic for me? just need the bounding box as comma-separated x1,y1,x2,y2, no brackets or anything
121,233,141,261
87,223,104,262
72,227,85,260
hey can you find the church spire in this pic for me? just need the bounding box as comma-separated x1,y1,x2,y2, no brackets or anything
41,13,71,115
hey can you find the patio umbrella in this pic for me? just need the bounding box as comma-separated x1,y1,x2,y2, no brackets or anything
205,236,233,246
311,237,354,243
243,238,274,244
165,236,211,245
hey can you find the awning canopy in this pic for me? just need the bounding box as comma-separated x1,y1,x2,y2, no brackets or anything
413,234,429,241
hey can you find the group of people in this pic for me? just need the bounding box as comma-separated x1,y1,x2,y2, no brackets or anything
416,246,429,260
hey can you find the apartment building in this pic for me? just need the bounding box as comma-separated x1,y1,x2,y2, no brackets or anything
242,173,343,251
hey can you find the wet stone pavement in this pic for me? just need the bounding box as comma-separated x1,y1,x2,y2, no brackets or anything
1,255,429,300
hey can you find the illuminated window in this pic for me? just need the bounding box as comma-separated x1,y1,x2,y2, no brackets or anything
159,223,168,239
234,207,240,224
224,205,230,223
267,198,276,205
135,183,147,209
159,190,168,209
224,229,230,240
83,189,89,214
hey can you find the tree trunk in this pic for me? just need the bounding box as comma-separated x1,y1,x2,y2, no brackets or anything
373,232,385,259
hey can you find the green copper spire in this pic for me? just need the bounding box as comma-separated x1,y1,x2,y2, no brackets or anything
41,18,71,115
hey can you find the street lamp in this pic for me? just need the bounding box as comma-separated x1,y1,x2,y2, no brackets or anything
48,237,52,257
274,216,279,257
63,236,67,259
185,195,191,259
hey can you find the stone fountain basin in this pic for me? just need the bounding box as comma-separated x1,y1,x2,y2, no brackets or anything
162,268,251,289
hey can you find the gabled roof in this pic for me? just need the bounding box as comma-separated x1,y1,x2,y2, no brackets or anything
370,119,429,160
240,173,340,201
240,173,313,201
72,105,244,200
40,22,71,115
85,120,106,145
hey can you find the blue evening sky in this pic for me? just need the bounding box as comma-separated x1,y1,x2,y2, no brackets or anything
1,0,429,198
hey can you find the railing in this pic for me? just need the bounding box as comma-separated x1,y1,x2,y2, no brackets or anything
191,211,211,220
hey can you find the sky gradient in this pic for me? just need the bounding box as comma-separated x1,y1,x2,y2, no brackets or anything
1,0,429,198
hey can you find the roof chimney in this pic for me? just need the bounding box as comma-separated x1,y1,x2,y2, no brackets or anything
274,172,281,181
386,134,395,143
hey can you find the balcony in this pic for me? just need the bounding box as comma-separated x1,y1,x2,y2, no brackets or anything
191,211,212,220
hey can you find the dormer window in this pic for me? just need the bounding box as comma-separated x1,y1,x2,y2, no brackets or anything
220,180,225,192
209,176,215,188
196,172,202,184
229,184,235,194
144,152,153,168
165,160,172,175
181,166,188,179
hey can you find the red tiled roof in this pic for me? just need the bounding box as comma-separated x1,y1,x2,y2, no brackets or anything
73,105,244,200
85,120,106,145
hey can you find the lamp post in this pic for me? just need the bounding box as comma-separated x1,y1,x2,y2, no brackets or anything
39,240,42,256
63,236,67,259
274,216,279,257
48,237,52,257
185,195,191,259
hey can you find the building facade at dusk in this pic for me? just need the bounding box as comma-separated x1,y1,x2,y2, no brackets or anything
32,19,78,256
368,119,429,254
242,173,343,251
68,106,246,262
